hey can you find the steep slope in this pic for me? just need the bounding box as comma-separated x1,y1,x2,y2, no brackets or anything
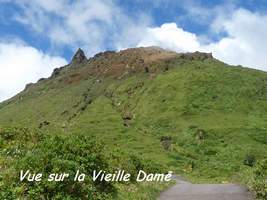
0,47,266,199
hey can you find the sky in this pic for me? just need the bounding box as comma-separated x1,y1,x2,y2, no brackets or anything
1,0,267,102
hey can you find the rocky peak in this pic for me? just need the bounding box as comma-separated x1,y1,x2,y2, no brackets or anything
71,48,87,64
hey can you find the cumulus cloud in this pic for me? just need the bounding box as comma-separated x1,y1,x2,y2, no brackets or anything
205,8,267,71
0,41,67,102
12,0,151,56
135,9,267,71
13,0,114,55
137,23,200,52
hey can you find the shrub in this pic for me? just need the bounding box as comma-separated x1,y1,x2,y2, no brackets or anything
0,127,17,140
244,154,256,167
0,134,116,199
160,136,172,151
248,159,267,199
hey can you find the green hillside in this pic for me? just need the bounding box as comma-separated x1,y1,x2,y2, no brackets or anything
0,47,266,199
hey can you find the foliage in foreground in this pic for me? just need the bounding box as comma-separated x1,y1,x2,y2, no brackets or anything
248,159,267,200
0,127,114,199
0,127,166,199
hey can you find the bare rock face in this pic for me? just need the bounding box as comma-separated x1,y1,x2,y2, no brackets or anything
71,48,87,65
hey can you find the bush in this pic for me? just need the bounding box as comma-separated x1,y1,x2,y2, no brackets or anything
244,154,256,167
0,127,19,140
248,159,267,200
0,134,116,199
0,126,42,144
0,127,166,199
160,136,172,151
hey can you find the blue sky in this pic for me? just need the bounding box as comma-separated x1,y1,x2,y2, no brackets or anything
1,0,267,101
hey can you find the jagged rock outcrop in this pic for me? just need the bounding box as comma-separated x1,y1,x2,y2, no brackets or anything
70,48,87,65
94,50,116,59
51,66,65,77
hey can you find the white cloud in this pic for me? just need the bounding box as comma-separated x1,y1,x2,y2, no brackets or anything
12,0,116,55
0,41,67,102
12,0,151,56
134,9,267,71
205,8,267,71
137,23,200,52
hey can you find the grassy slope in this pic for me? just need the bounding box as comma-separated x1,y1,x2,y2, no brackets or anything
0,51,267,198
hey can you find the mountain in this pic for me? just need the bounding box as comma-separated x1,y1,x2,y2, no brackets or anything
0,47,266,199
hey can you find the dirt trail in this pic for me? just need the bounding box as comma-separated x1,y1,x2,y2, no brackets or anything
158,175,253,200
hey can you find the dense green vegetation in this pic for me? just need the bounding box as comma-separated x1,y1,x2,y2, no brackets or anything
248,159,267,199
0,127,169,199
0,47,266,199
